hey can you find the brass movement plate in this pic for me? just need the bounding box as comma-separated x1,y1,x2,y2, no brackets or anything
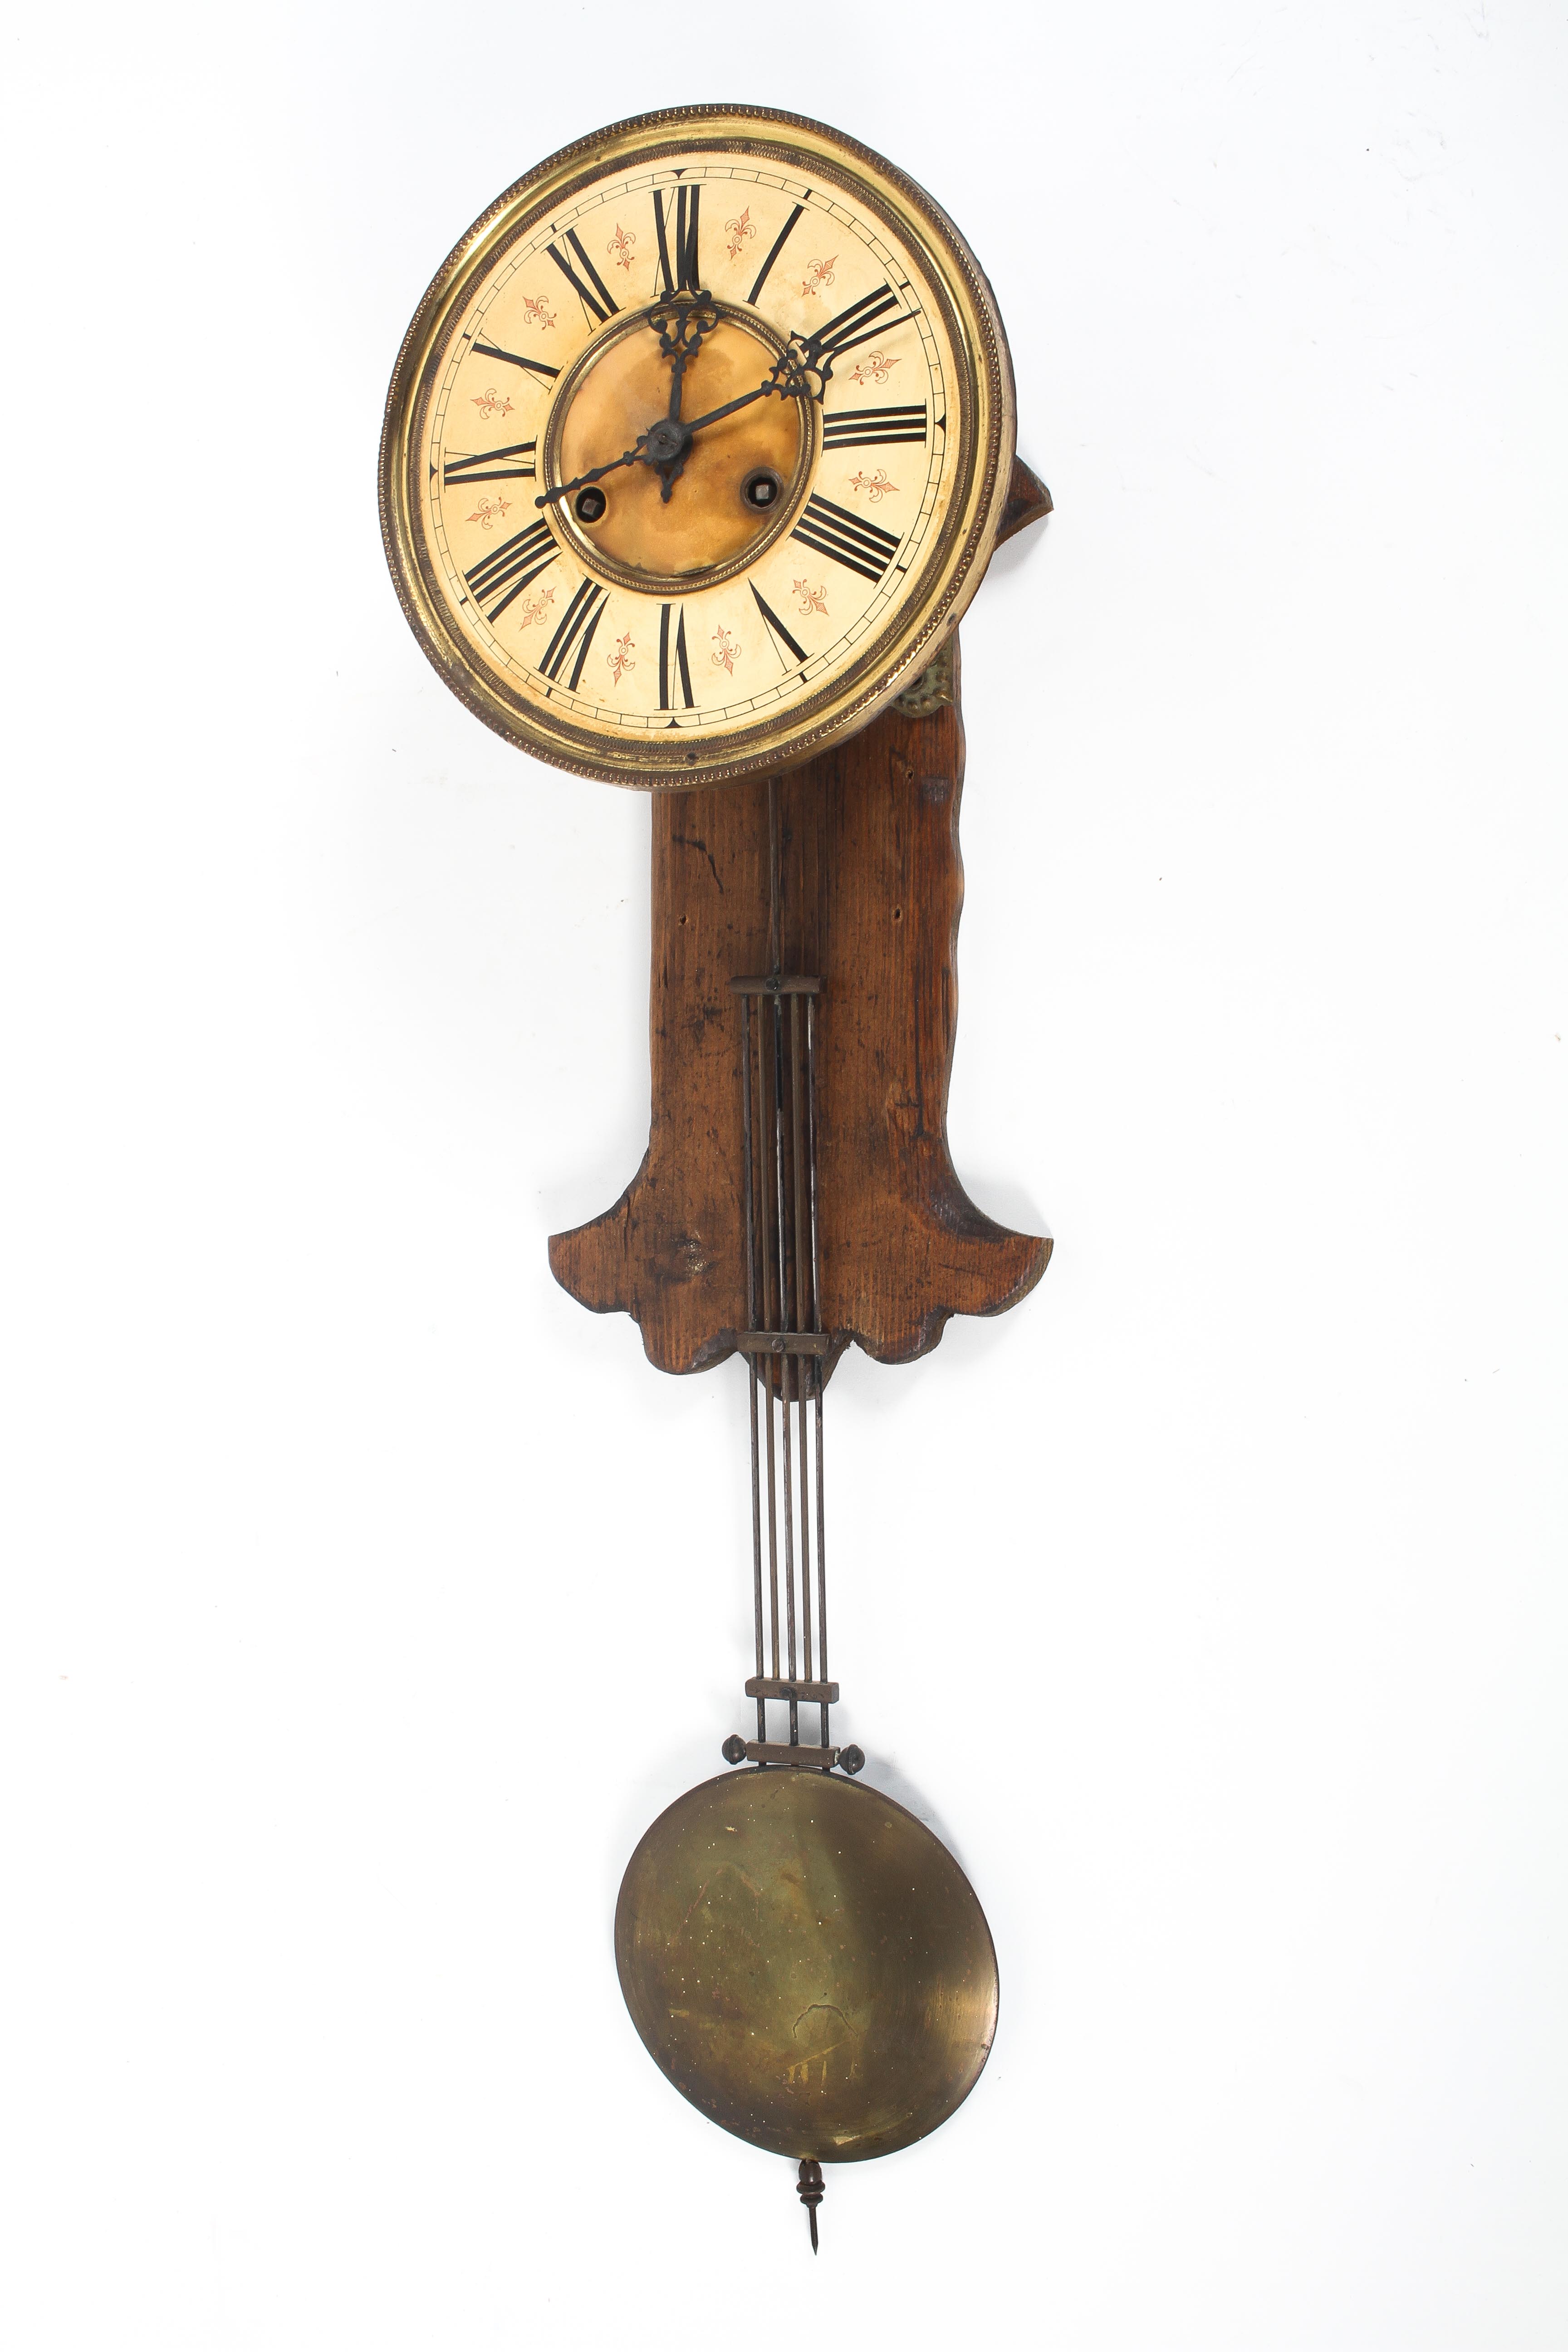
615,1768,998,2161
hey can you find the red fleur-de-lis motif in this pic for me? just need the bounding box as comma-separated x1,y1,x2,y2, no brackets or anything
799,256,837,298
471,387,515,420
515,586,557,629
467,494,512,531
725,206,755,260
845,351,900,388
847,468,898,504
607,631,635,686
519,293,557,330
607,223,637,273
793,580,828,617
710,625,740,676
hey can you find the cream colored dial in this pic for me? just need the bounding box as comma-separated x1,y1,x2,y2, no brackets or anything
381,108,1015,788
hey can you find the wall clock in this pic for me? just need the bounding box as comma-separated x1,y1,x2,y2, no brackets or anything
380,103,1053,2249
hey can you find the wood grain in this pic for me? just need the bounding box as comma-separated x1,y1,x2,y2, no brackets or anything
549,621,1051,1374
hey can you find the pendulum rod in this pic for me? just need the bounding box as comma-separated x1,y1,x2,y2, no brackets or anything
739,988,766,1744
806,991,828,1752
730,775,840,1772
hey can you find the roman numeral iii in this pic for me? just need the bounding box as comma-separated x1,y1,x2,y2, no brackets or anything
658,605,695,710
789,494,902,583
539,580,608,687
546,230,619,324
463,518,557,621
653,186,702,294
821,405,927,451
441,441,538,487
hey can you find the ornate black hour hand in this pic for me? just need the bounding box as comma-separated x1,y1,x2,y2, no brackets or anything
651,291,719,393
649,291,717,502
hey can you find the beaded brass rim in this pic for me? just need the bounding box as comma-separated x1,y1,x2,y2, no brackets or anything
379,105,1016,789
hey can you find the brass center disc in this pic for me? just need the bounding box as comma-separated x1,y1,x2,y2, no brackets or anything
614,1768,999,2162
544,305,815,593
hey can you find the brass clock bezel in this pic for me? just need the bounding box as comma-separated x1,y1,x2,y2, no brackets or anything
379,104,1017,791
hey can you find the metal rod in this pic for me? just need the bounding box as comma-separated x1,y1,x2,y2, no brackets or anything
767,790,798,1742
767,773,781,974
782,1355,799,1745
771,987,798,1724
806,995,828,1748
740,994,765,1742
790,990,813,1687
755,1002,781,1685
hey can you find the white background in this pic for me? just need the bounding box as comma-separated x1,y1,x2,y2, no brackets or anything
2,3,1565,2346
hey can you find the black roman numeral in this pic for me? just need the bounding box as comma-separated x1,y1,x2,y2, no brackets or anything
745,200,806,307
653,185,702,294
469,338,560,382
750,582,807,668
821,404,927,451
790,493,901,584
658,604,694,710
547,230,619,324
813,284,911,359
441,441,539,487
539,579,608,687
464,518,557,621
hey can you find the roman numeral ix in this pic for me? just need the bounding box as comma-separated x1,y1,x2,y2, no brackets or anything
469,338,560,382
464,517,557,621
790,493,902,584
821,404,928,451
653,185,702,294
547,229,619,324
539,579,608,687
658,604,694,710
441,440,538,487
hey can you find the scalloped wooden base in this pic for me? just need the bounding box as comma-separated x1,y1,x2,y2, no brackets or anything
549,632,1050,1374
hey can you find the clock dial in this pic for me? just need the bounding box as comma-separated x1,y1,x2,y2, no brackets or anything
382,108,1014,787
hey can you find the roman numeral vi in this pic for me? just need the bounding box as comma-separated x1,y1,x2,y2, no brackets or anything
658,604,694,710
